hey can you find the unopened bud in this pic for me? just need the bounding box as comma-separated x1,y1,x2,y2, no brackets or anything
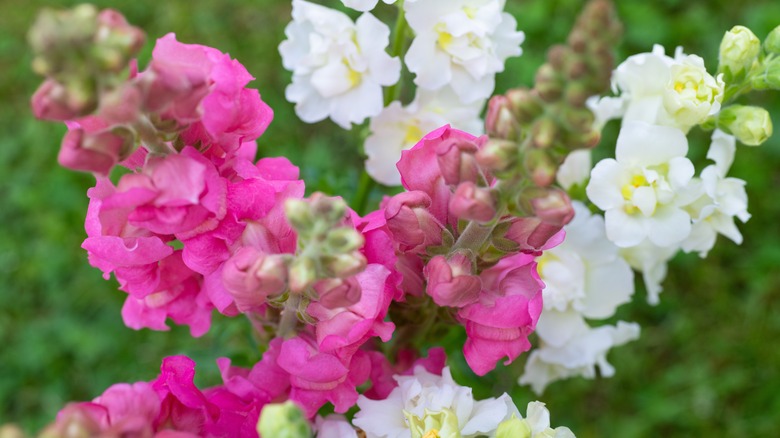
765,25,780,54
449,182,496,223
485,95,520,140
531,117,557,149
527,187,575,226
505,88,543,122
719,25,760,77
321,252,367,279
718,104,773,146
31,77,96,120
436,136,481,185
222,248,288,312
564,81,590,107
547,45,570,69
38,404,103,438
535,63,563,102
524,149,558,187
496,415,532,438
310,193,348,226
753,57,780,90
257,401,312,438
99,83,142,125
424,252,481,307
385,191,444,253
93,9,145,72
284,199,314,232
475,139,517,172
324,227,365,254
58,123,131,174
288,256,317,293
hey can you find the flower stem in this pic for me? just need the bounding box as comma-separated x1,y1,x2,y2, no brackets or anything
383,2,409,107
352,170,375,215
277,293,301,339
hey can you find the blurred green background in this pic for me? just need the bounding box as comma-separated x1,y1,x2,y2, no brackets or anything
1,0,779,435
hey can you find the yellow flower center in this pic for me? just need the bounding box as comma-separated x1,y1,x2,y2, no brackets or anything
404,124,424,145
423,430,440,438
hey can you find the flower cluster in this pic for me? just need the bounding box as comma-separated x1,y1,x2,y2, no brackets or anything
280,0,525,185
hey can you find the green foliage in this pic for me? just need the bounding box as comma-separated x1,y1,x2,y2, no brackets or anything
1,0,779,435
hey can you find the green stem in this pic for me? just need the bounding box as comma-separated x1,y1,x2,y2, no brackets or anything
352,170,375,215
277,293,301,339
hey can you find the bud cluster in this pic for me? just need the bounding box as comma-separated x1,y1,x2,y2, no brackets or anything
483,0,621,187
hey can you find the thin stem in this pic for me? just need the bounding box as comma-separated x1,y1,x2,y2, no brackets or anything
383,1,409,107
277,293,301,339
352,170,375,215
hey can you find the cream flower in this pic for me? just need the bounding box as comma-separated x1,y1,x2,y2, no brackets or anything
619,240,678,305
589,45,724,132
364,88,484,186
586,121,696,248
280,0,401,128
353,366,519,438
404,0,524,103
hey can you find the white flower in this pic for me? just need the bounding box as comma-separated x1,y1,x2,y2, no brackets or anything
586,121,696,248
619,240,678,305
353,366,519,438
682,130,750,257
556,149,592,191
536,202,634,319
316,415,359,438
342,0,418,12
279,0,401,128
364,88,484,185
495,403,576,438
590,45,724,132
519,318,640,394
404,0,524,103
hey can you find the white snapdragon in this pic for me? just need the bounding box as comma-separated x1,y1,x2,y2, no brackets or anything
522,203,638,393
556,149,592,191
619,240,677,305
520,318,640,394
316,415,359,438
364,88,484,186
342,0,418,12
404,0,524,104
279,0,401,128
536,202,634,319
589,45,724,132
586,121,696,248
353,366,520,438
495,402,575,438
682,130,750,257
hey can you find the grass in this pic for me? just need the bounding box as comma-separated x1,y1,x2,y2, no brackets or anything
0,0,779,434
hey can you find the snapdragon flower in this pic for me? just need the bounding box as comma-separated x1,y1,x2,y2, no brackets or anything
280,0,401,128
589,44,725,132
404,0,525,103
586,121,696,248
353,366,520,438
365,89,484,186
682,130,750,257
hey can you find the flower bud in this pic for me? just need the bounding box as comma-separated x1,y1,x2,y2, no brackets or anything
485,95,520,140
324,228,365,254
528,187,575,226
222,248,289,311
719,25,760,77
435,136,480,185
531,117,558,149
257,401,312,438
138,60,210,125
524,149,558,187
99,83,142,125
58,124,131,174
424,252,481,308
475,139,517,172
505,88,543,122
765,25,780,54
38,404,103,438
93,9,145,72
535,64,563,102
309,193,348,226
505,217,565,254
313,277,362,308
288,256,318,293
717,104,773,146
321,252,367,279
385,191,445,253
31,79,85,121
449,182,496,223
284,198,314,232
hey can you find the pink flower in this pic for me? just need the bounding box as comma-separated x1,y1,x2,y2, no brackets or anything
449,181,496,223
145,34,273,157
58,117,129,175
424,252,482,308
276,336,371,417
457,253,544,375
152,356,220,434
383,191,445,254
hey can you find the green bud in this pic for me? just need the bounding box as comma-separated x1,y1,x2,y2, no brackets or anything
309,193,347,226
475,139,518,172
531,117,558,149
719,26,761,78
284,199,314,232
524,149,558,187
321,252,367,278
324,228,365,254
505,88,543,123
496,415,532,438
288,256,318,292
257,401,312,438
764,25,780,54
718,104,773,146
535,64,563,102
